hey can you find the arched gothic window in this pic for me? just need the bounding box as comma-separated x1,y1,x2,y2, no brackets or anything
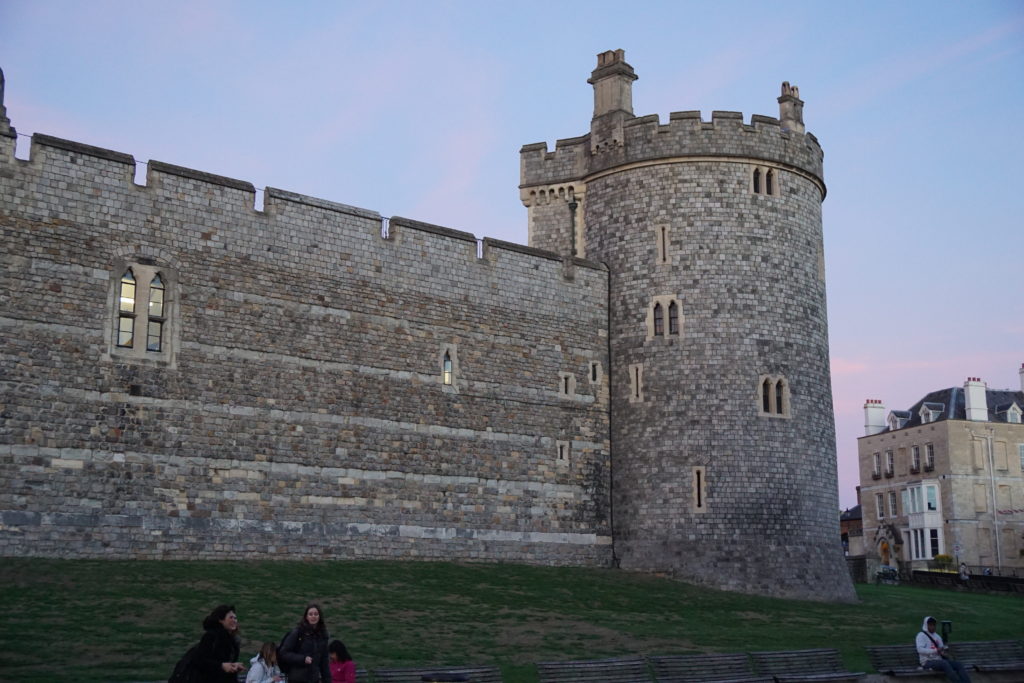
109,261,178,364
117,269,136,347
147,273,165,352
759,375,790,417
766,169,775,195
668,301,679,335
653,302,664,336
753,168,761,194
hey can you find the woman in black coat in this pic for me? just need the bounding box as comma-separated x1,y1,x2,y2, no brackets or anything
193,604,245,683
279,603,331,683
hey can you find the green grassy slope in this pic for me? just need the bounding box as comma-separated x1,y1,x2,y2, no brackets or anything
1,559,1019,682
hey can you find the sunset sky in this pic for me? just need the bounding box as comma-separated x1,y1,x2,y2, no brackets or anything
2,0,1021,509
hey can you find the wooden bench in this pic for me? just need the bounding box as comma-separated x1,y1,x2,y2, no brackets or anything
535,655,651,682
648,653,772,682
371,665,503,682
865,645,941,678
949,639,1024,673
749,648,865,682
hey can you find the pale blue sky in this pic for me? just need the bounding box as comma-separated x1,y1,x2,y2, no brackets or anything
2,0,1022,509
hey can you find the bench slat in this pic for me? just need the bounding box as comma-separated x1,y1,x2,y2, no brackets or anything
535,656,650,683
750,649,864,682
372,665,503,683
949,639,1024,672
648,653,771,683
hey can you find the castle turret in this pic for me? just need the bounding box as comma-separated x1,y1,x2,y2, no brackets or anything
521,51,854,602
0,68,16,140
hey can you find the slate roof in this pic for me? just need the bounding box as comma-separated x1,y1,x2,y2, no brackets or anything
882,386,1024,432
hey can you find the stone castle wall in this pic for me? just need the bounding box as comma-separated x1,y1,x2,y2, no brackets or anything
0,130,612,563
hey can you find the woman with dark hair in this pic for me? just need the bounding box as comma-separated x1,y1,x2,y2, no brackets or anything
328,639,355,683
193,604,245,682
279,603,331,683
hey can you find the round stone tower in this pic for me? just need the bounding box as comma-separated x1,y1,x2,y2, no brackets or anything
520,50,855,601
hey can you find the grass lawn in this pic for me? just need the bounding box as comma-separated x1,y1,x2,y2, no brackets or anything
0,558,1020,682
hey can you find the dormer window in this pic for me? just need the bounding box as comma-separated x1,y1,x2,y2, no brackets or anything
888,411,908,431
999,403,1022,424
918,402,943,424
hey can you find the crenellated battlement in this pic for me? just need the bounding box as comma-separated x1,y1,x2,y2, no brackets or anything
1,131,602,284
520,107,824,195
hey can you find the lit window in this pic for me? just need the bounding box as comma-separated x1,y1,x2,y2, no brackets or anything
443,351,453,385
117,269,136,347
109,262,176,363
147,273,165,352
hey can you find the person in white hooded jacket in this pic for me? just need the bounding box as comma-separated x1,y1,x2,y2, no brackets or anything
246,642,284,683
915,616,971,682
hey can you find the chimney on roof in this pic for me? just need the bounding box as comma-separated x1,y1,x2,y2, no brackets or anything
778,81,805,135
964,377,988,421
589,49,637,119
864,399,886,435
